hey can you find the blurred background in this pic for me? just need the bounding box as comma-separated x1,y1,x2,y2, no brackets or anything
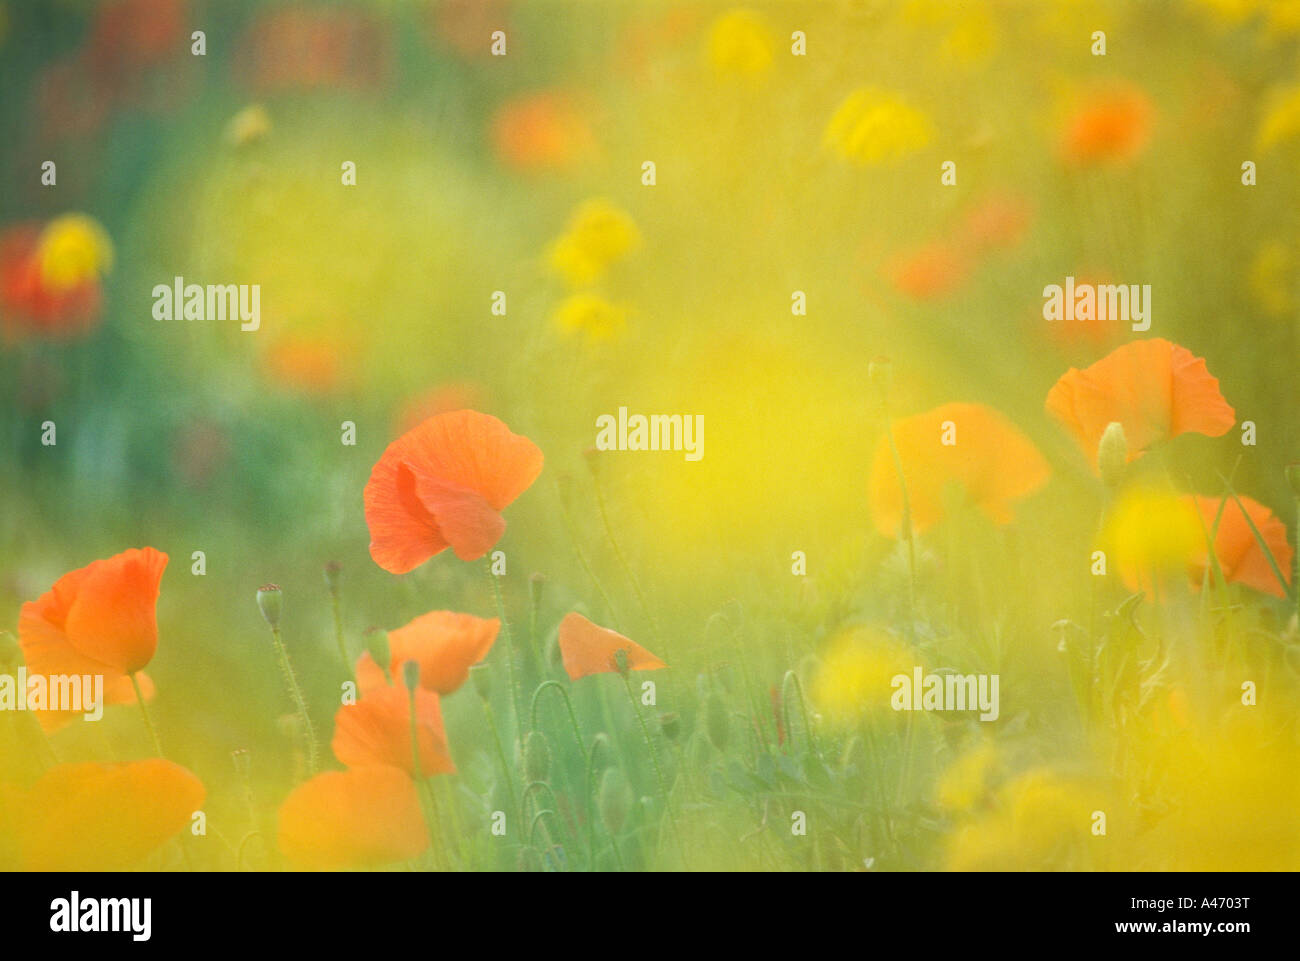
1,0,1298,870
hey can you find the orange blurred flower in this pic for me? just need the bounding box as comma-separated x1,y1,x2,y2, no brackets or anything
332,683,456,777
868,402,1050,537
277,766,428,870
17,548,167,732
958,191,1033,255
364,410,544,572
0,224,103,341
393,382,489,436
355,610,499,696
18,759,203,870
1045,338,1235,470
1186,494,1293,598
262,334,352,396
884,242,972,300
491,90,595,172
557,612,667,680
1060,86,1154,165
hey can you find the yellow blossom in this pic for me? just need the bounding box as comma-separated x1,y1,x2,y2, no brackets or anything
37,215,114,292
553,292,627,343
708,9,773,75
811,626,916,723
824,88,932,166
548,199,640,287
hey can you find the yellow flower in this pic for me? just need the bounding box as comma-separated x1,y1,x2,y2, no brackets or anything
1256,84,1300,151
936,741,998,812
37,215,114,292
548,199,640,287
947,770,1106,870
811,627,916,723
708,9,773,75
225,104,272,148
553,292,627,343
824,88,932,166
1103,486,1203,593
1248,241,1294,317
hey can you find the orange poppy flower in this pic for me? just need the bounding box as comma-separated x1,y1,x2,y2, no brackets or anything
17,548,167,731
1186,494,1293,598
355,610,499,696
364,410,544,572
884,242,972,301
491,90,596,172
958,192,1033,255
868,402,1050,537
332,682,456,777
18,759,204,870
1061,87,1153,165
277,766,428,870
1045,339,1235,470
557,613,667,680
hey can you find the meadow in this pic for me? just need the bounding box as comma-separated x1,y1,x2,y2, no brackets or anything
0,0,1298,872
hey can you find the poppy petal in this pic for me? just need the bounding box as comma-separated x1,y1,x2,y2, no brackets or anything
558,612,667,680
332,683,456,777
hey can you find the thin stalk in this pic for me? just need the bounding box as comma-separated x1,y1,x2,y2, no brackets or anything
269,626,318,774
130,672,165,758
619,671,685,867
487,559,523,741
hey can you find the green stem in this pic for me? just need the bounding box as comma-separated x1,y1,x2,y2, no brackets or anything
482,698,518,826
487,559,523,743
555,476,622,628
330,592,352,681
620,671,685,867
130,672,165,758
270,626,318,774
780,669,818,759
592,470,662,650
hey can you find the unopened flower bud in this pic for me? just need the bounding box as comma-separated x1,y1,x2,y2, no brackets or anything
401,659,421,693
1097,421,1128,488
658,711,681,743
323,561,342,594
523,730,551,783
256,584,282,629
613,648,630,675
597,767,631,834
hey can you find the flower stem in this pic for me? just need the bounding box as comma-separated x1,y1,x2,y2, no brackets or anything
486,559,522,743
269,626,318,775
620,671,685,868
130,672,164,758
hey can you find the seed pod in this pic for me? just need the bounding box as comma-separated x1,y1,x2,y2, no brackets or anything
523,730,551,783
256,584,282,629
598,767,631,834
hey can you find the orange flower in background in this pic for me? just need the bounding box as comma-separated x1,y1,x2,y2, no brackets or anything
1061,86,1154,165
884,242,972,301
1045,338,1235,470
958,192,1033,255
0,224,103,341
17,548,167,731
355,610,499,695
364,410,544,572
557,613,667,680
277,766,428,870
491,90,596,172
18,759,203,870
333,683,456,777
1186,494,1293,598
868,402,1051,537
394,381,489,436
262,334,353,396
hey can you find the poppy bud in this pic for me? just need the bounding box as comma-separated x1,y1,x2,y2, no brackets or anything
529,572,546,605
364,628,391,672
256,584,282,629
705,692,730,751
1286,463,1300,497
401,659,421,693
658,711,681,742
597,767,631,834
613,648,630,675
231,748,251,778
323,561,342,594
470,663,492,700
523,730,551,782
1097,421,1128,488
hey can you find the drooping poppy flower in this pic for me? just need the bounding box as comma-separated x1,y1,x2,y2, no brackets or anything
0,223,104,342
363,410,544,572
277,766,428,870
1186,494,1293,598
557,613,667,680
1045,339,1236,470
1060,86,1153,165
18,759,204,870
355,610,499,695
867,402,1051,538
491,90,596,172
332,683,455,777
18,548,167,732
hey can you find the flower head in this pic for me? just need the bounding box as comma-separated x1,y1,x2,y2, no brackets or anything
557,613,666,680
824,87,932,165
364,410,544,572
1186,494,1293,598
355,610,499,695
332,683,456,777
1045,338,1235,471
